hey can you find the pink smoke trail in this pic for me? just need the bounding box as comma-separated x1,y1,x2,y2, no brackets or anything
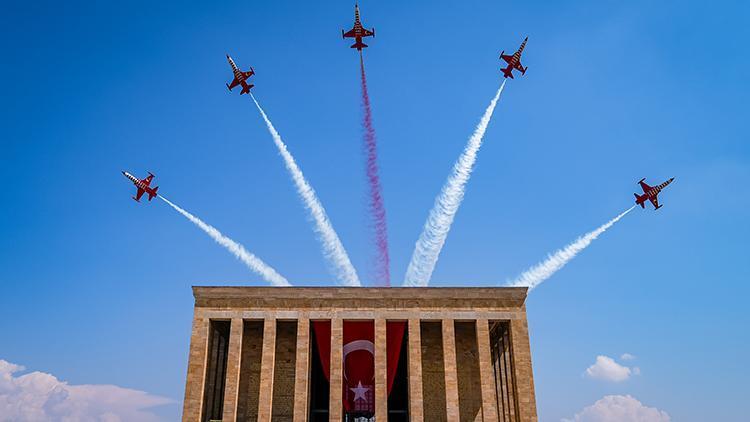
359,52,390,286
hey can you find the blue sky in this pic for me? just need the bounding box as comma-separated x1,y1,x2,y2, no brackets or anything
1,0,748,420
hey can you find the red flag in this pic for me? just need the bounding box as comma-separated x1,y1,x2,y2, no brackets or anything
312,320,406,414
386,321,406,394
312,321,331,381
343,321,374,412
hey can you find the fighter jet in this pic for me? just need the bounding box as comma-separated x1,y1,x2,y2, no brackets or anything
634,177,674,210
225,55,255,95
342,4,375,51
500,37,528,79
122,171,159,202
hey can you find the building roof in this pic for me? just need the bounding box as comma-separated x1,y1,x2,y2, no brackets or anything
192,286,529,310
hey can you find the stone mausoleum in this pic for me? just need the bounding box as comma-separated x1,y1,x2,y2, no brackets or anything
182,286,537,422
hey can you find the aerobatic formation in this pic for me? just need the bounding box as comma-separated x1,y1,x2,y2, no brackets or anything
121,3,676,291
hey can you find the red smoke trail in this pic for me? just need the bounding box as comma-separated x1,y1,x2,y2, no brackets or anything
359,52,390,286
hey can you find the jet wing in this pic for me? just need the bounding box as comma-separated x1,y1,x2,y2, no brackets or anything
243,69,254,78
343,28,357,38
500,54,514,64
639,180,652,192
227,77,240,89
362,28,374,37
143,175,153,186
135,188,145,201
649,195,659,209
514,60,525,72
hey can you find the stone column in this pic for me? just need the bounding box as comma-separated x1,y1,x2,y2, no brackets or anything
510,311,538,422
374,319,388,421
407,318,424,422
329,317,343,422
442,319,460,422
293,318,310,422
476,319,499,422
182,315,208,422
222,318,244,422
257,317,277,422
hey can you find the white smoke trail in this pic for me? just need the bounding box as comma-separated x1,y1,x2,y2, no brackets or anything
403,80,507,287
159,196,290,286
250,94,361,286
508,206,636,291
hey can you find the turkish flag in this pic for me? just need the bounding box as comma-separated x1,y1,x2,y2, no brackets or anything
312,321,406,414
342,321,375,412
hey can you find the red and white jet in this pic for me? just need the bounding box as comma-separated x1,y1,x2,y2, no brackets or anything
500,37,528,79
634,177,674,210
226,55,255,95
122,171,159,202
342,4,375,51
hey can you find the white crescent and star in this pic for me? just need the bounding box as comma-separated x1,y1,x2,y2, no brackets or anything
342,339,375,403
342,339,374,381
350,381,369,402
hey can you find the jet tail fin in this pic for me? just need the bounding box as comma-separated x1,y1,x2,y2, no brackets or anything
502,68,514,79
149,186,159,201
634,193,645,208
351,41,368,50
240,84,254,95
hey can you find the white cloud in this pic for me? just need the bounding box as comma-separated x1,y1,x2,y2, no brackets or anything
562,395,671,422
0,359,173,421
620,353,637,361
585,355,636,382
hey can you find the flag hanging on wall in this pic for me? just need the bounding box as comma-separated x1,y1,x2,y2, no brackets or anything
312,321,406,414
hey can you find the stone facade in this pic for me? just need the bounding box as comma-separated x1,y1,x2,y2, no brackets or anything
455,322,483,422
182,287,537,422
